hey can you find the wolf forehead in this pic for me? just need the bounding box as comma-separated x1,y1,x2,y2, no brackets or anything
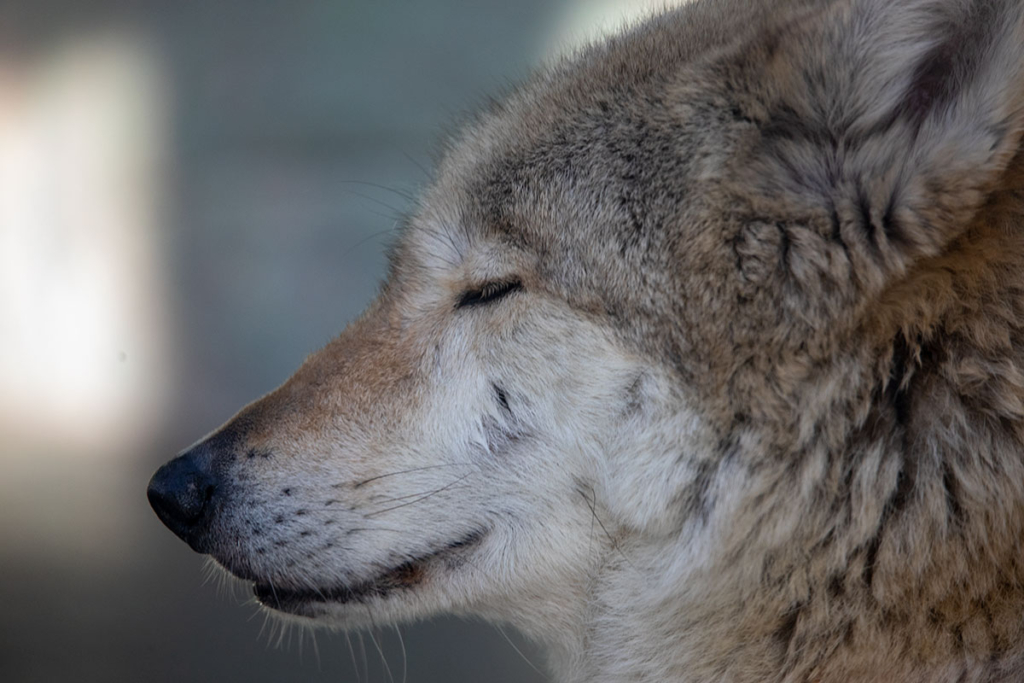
415,0,798,239
397,19,742,363
415,36,718,259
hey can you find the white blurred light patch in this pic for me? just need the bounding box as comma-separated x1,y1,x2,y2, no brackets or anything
543,0,692,58
0,33,171,455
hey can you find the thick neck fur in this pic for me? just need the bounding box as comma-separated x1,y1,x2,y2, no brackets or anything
548,161,1024,682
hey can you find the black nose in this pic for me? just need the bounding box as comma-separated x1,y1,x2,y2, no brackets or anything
147,449,218,552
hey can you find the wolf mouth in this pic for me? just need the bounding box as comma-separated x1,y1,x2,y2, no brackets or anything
251,528,487,617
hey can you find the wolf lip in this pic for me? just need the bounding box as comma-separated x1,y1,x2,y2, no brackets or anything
251,528,487,616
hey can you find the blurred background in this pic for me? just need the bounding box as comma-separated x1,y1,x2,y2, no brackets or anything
0,1,681,681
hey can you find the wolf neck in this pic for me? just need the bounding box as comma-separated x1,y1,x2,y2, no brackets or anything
554,183,1024,681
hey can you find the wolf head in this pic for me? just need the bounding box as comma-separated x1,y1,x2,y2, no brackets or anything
150,0,1024,679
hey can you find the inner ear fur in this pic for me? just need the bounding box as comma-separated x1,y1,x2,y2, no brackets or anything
726,0,1024,302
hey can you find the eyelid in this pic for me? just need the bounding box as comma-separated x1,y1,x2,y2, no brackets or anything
456,279,523,309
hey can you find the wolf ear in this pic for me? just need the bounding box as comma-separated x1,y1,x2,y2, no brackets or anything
732,0,1024,288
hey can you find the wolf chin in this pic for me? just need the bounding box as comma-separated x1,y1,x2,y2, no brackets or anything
148,0,1024,680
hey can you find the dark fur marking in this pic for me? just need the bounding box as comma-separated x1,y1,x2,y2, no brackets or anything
777,222,791,270
775,603,803,652
760,103,831,146
827,573,845,599
481,414,526,457
295,509,307,516
941,460,966,527
446,529,486,550
623,374,645,417
887,335,915,427
863,336,920,588
842,620,855,646
728,103,757,127
282,488,292,497
855,179,878,249
680,459,718,523
813,526,836,552
492,382,512,415
898,41,966,132
898,48,956,132
828,203,842,244
893,1,994,134
863,458,915,590
880,185,904,246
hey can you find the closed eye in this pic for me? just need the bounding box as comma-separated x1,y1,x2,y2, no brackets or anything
456,279,522,309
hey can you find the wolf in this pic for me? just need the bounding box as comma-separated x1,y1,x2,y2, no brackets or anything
148,0,1024,680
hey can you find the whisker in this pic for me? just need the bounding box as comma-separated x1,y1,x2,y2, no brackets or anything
308,625,321,671
255,608,272,643
495,624,546,677
367,483,474,506
438,221,464,262
588,489,597,560
364,473,474,518
344,632,362,683
340,222,401,261
338,187,407,217
351,463,466,489
578,483,638,572
401,150,432,179
414,224,462,266
267,577,284,629
357,631,368,683
337,179,416,202
365,609,395,683
394,624,408,683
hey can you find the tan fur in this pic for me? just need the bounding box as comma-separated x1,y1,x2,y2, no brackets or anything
150,0,1024,680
